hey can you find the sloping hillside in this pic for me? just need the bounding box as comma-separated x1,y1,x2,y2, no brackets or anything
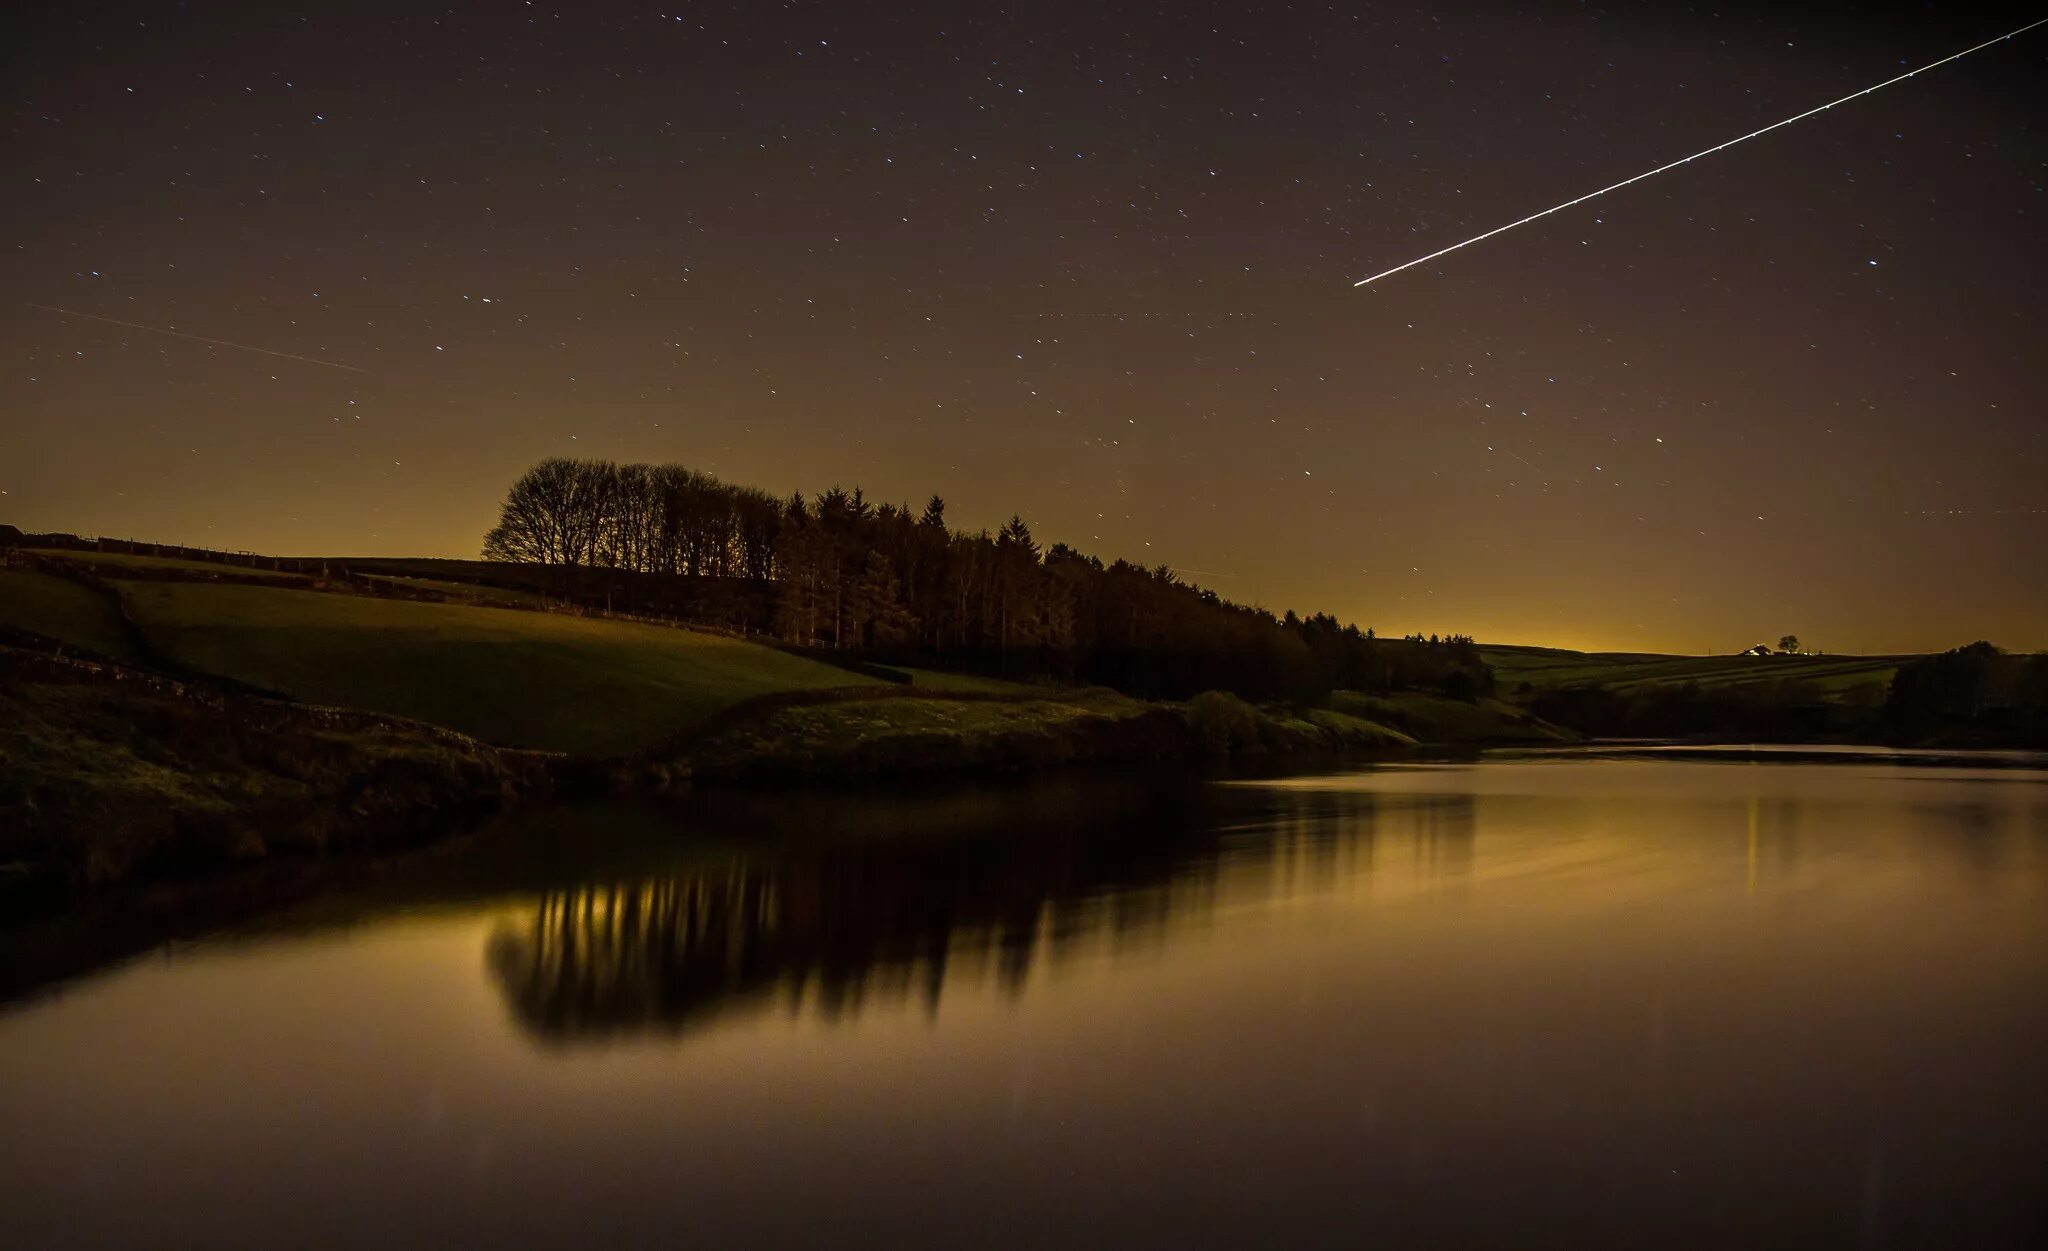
116,581,882,755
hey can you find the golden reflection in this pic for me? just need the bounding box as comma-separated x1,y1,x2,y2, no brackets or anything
1748,786,1759,897
483,781,1517,1041
6,757,2047,1251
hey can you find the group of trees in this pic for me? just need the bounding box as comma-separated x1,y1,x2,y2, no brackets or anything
482,457,1491,702
483,459,782,579
1880,642,2048,746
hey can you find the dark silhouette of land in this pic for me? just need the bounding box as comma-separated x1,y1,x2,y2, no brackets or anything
1,461,2041,918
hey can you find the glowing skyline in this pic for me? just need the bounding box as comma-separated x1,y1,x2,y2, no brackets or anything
4,3,2043,654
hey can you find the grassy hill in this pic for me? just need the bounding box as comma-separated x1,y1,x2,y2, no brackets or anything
356,573,548,604
1481,644,1904,699
1329,690,1574,744
4,541,1512,764
0,567,141,662
114,582,883,755
52,550,307,581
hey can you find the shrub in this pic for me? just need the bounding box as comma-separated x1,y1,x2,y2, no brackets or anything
1185,689,1263,755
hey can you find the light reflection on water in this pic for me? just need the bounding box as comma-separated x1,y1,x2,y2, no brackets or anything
2,756,2044,1249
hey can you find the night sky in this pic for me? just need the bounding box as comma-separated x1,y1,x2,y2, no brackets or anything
4,1,2043,653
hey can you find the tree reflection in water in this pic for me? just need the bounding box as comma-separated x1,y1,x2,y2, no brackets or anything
487,776,1475,1040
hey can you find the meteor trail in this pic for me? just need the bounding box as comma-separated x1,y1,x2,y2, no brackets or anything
24,303,369,372
1350,16,2048,288
1493,446,1540,473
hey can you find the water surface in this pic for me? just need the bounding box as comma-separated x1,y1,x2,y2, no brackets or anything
3,753,2044,1248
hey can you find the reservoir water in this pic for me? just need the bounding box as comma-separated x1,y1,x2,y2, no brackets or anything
3,751,2045,1248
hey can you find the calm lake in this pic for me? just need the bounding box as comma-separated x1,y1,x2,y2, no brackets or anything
3,751,2045,1248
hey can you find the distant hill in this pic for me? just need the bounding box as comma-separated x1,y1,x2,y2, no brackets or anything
1480,644,1906,701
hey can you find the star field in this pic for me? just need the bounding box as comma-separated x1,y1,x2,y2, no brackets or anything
3,1,2043,651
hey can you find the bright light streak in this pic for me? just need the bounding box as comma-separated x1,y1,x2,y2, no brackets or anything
1350,17,2048,288
24,303,370,372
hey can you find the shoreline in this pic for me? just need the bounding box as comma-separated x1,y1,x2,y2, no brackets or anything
11,616,2038,929
5,653,2038,1013
0,640,1555,915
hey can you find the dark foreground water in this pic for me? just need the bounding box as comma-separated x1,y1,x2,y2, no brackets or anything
3,751,2046,1249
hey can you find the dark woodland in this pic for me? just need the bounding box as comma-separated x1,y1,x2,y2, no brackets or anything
483,456,1490,703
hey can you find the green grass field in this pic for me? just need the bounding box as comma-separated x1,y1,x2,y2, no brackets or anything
1481,644,1904,698
114,582,882,754
1295,708,1418,748
1328,690,1574,743
357,573,548,604
51,550,308,581
896,667,1048,695
57,552,550,604
0,568,142,662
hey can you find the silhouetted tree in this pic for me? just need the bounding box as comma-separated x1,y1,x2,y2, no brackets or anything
483,458,607,567
482,457,1494,703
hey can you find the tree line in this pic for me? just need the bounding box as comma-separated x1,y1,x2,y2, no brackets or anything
1880,642,2048,747
482,457,1490,702
1522,641,2048,746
